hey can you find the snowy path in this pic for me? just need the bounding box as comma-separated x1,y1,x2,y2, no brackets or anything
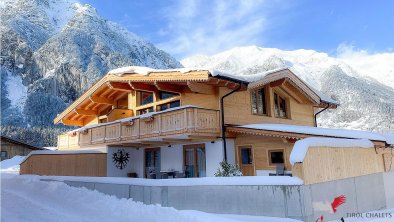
1,174,299,222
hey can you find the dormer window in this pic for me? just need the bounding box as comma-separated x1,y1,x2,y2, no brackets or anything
251,88,267,115
274,93,287,118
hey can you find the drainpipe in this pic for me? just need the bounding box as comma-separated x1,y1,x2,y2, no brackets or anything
314,103,330,127
220,84,242,162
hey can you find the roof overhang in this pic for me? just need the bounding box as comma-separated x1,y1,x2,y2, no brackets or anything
227,125,390,148
248,69,338,108
54,69,246,126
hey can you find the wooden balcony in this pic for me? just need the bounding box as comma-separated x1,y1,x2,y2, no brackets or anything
58,107,220,149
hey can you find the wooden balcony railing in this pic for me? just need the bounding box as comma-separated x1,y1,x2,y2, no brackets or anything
57,107,220,149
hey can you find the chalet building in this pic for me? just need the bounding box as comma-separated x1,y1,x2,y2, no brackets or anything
20,67,394,185
1,136,43,160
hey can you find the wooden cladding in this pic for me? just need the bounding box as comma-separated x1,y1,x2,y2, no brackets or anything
292,147,385,184
20,153,107,176
58,107,220,149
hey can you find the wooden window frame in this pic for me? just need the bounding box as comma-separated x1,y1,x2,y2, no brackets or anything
183,144,206,178
138,91,154,106
136,95,181,112
144,147,160,178
250,87,268,116
236,144,256,176
238,146,254,165
273,91,289,119
267,149,285,166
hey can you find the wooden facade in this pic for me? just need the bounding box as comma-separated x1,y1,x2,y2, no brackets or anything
0,136,43,160
292,146,386,184
234,135,294,174
20,153,107,176
221,87,316,127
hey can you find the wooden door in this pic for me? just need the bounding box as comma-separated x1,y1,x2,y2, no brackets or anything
238,146,255,176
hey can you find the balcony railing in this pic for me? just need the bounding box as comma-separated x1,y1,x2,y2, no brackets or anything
58,106,220,149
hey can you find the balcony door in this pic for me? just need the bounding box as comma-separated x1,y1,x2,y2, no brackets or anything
144,148,161,178
184,144,206,178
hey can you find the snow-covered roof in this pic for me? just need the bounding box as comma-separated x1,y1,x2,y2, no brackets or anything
289,138,374,165
107,66,337,106
20,150,106,164
234,124,394,145
107,66,208,76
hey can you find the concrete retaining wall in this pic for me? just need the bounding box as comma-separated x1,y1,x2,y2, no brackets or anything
59,180,307,221
49,171,394,222
304,172,393,221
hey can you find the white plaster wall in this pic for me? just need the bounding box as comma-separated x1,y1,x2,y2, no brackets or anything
107,147,133,177
129,148,144,178
205,141,224,177
225,139,236,165
107,139,236,178
160,145,183,172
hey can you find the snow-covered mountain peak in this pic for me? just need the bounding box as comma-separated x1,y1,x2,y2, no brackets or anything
1,0,182,146
182,46,394,134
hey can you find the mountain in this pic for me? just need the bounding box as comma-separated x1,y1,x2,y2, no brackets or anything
182,46,394,134
0,0,182,147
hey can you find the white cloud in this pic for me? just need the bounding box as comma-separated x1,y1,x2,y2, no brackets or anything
157,0,268,59
336,43,394,88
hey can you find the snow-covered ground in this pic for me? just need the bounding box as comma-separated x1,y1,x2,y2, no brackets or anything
0,156,25,172
1,173,299,222
1,157,393,222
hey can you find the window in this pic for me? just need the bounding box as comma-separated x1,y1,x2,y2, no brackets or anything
269,150,284,165
274,93,287,118
159,91,178,100
158,100,180,111
251,88,267,115
240,147,253,164
139,91,153,106
1,151,7,160
184,144,206,178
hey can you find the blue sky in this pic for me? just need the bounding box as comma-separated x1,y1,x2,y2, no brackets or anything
80,0,394,59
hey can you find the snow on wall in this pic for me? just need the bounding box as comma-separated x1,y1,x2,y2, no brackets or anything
0,156,25,172
39,175,303,186
289,137,374,165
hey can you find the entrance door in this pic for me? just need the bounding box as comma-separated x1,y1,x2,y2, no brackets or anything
238,146,255,176
145,148,160,178
184,144,206,178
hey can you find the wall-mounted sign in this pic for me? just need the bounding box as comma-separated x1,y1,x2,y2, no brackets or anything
112,149,130,170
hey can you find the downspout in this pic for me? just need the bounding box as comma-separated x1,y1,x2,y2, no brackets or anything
220,84,242,162
314,103,330,127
